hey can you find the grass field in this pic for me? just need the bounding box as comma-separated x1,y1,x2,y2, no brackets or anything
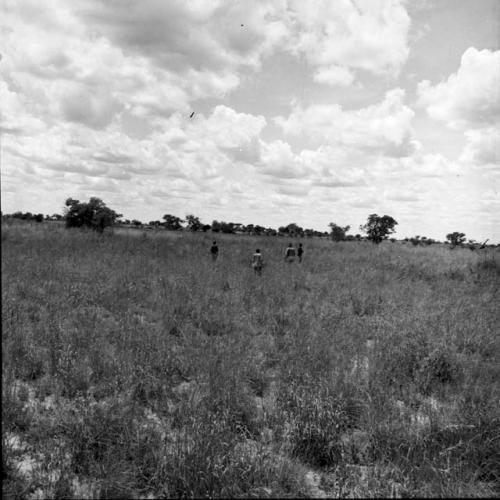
2,219,500,498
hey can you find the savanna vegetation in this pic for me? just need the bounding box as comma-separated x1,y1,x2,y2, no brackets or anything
2,218,500,498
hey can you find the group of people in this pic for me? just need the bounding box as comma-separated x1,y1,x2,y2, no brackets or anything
210,241,304,275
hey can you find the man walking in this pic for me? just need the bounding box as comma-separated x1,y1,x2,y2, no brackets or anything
252,249,264,275
284,243,296,263
210,241,219,262
297,243,304,263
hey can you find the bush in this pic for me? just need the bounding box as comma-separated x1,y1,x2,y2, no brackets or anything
65,197,121,233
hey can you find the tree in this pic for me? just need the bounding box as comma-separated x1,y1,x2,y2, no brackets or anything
253,225,265,236
446,232,466,247
185,214,202,231
281,223,304,237
329,223,350,242
65,197,121,233
360,214,398,244
211,220,222,233
163,214,184,230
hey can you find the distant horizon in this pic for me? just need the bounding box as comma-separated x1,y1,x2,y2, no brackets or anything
3,204,497,244
1,1,499,243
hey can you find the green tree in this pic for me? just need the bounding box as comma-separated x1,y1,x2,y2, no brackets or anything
283,223,304,237
65,197,121,233
360,214,398,244
446,232,466,247
185,214,202,231
163,214,184,230
328,223,350,242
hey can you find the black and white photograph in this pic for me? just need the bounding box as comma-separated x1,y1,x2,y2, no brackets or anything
1,0,499,498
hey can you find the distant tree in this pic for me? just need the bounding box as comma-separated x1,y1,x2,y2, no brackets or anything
329,223,350,242
446,232,466,247
65,197,121,233
185,214,202,231
211,220,222,233
149,220,161,227
131,219,143,227
202,224,211,232
163,214,184,230
360,214,398,244
33,213,44,223
264,227,277,236
253,225,265,236
280,222,304,237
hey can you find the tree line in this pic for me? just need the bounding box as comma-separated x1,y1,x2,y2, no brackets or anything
2,197,494,248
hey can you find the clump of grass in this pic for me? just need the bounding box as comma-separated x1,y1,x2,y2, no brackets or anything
416,346,462,395
277,378,362,467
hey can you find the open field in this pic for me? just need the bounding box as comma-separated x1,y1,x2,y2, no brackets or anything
2,220,500,498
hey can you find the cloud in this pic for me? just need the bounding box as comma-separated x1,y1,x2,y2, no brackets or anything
460,127,500,168
73,0,287,73
417,48,500,130
313,65,355,86
258,140,310,179
284,0,411,83
275,88,416,156
61,85,123,129
417,48,500,171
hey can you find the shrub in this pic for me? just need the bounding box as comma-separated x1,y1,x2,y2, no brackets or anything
416,347,462,395
65,197,121,233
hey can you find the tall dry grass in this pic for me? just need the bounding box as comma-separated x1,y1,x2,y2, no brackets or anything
2,220,499,498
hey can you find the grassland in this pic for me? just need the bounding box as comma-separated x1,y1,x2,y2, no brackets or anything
2,219,500,498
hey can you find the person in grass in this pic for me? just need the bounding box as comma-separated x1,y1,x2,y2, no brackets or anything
297,243,304,263
284,243,296,263
210,241,219,262
252,249,264,275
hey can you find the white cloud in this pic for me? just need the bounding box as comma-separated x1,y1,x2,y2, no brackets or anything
417,48,500,130
258,140,309,179
284,0,410,83
418,48,500,171
73,0,287,73
460,127,500,167
275,88,416,156
313,65,355,86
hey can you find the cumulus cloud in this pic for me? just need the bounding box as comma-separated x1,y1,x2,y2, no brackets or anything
313,65,355,86
258,140,310,179
73,0,287,72
417,48,500,129
460,127,500,167
275,88,416,156
284,0,411,83
418,48,500,170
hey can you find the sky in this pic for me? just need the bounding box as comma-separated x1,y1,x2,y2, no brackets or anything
1,0,499,242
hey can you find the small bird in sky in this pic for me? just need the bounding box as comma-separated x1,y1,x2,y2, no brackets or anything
189,111,195,118
241,24,244,27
